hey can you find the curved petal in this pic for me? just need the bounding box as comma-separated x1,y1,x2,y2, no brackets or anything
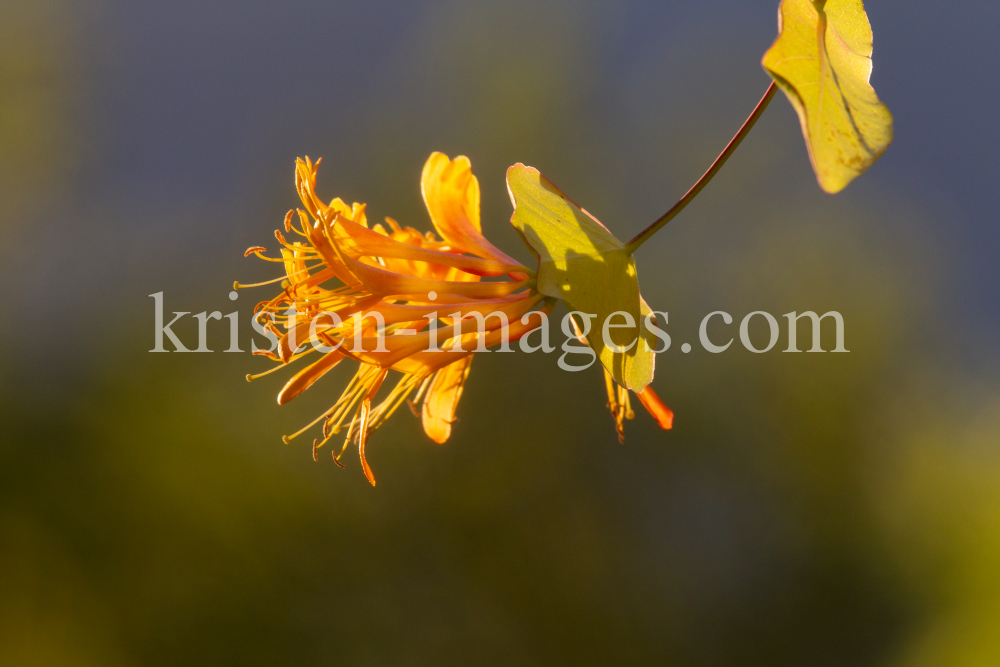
421,152,524,268
636,386,673,430
278,349,346,405
358,368,388,486
422,357,474,444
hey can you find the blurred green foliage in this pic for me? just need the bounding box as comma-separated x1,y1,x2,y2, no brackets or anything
0,0,83,232
1,1,997,665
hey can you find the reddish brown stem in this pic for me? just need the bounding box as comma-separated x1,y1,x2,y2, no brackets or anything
625,81,778,253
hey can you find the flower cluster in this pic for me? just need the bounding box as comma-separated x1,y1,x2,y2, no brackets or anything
240,152,670,485
241,153,551,484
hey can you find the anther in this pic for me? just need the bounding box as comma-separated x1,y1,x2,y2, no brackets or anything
332,450,346,468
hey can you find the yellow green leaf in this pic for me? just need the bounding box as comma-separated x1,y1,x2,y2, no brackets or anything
762,0,893,193
506,164,656,392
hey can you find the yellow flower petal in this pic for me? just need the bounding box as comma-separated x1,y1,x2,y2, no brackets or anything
422,152,524,268
422,357,474,444
278,349,346,405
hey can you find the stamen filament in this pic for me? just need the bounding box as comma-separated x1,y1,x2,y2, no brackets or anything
282,401,339,444
246,348,317,381
234,262,326,289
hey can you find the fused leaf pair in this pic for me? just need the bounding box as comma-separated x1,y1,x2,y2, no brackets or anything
763,0,893,193
506,165,657,394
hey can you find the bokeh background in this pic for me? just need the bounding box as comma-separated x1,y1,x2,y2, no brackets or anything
2,0,999,664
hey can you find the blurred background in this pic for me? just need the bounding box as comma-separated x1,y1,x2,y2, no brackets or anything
2,0,998,664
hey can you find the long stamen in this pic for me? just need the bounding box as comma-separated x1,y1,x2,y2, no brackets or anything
326,365,382,434
407,374,433,416
368,373,423,431
621,386,634,421
286,210,314,239
341,405,360,453
233,261,326,290
245,347,317,381
249,253,291,263
604,370,618,412
234,276,289,289
283,363,370,443
328,383,368,434
281,405,336,444
334,427,353,464
370,392,412,431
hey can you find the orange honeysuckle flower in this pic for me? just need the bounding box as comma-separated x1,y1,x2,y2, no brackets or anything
239,152,552,485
